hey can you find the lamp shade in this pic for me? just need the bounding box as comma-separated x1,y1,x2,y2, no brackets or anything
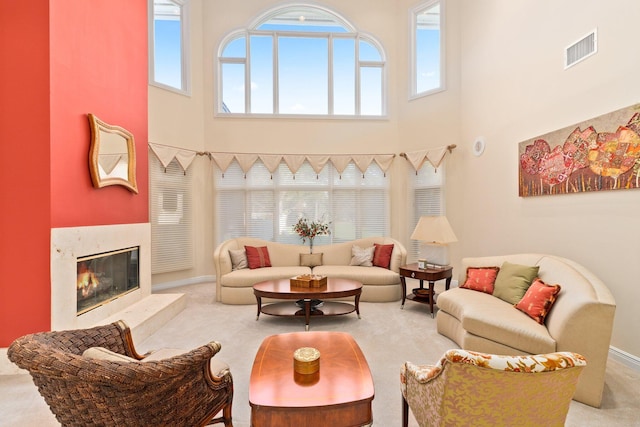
410,216,457,244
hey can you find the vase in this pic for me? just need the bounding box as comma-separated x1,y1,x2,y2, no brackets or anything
309,239,314,254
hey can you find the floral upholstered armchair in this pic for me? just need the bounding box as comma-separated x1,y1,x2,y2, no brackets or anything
400,349,586,427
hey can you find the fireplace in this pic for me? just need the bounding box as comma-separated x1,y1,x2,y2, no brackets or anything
77,247,140,315
51,223,152,332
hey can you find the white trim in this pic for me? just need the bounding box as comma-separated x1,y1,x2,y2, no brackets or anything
152,275,216,292
409,0,446,100
248,2,357,33
609,346,640,372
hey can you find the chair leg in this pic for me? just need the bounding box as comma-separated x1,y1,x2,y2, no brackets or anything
402,394,409,427
223,400,232,427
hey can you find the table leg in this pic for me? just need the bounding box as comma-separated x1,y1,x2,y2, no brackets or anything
445,276,452,290
400,276,407,309
255,295,261,320
428,281,435,318
355,293,361,319
304,299,312,331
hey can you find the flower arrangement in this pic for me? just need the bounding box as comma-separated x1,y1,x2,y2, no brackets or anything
293,217,331,253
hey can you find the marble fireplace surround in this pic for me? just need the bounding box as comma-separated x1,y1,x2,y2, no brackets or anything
51,223,153,331
0,223,185,375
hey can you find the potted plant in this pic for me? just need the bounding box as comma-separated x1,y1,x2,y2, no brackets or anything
292,217,331,253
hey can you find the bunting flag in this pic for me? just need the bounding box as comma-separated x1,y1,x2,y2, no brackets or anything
175,150,197,173
150,143,401,179
211,153,235,176
330,155,352,178
403,146,452,173
283,155,306,178
98,154,123,175
374,154,395,176
149,143,181,169
425,146,448,170
306,155,330,178
235,154,259,177
352,155,374,177
404,149,429,173
259,154,283,178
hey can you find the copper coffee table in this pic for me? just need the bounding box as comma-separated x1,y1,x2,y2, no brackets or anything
249,331,374,427
253,278,362,331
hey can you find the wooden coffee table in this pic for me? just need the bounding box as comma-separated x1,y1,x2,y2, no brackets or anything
253,278,362,331
249,331,374,427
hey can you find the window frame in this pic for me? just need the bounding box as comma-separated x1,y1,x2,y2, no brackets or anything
149,0,191,96
409,0,445,100
407,164,445,262
216,4,387,119
214,160,390,248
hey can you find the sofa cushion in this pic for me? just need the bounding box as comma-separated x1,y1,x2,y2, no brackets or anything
245,246,272,269
221,266,311,287
83,347,137,362
515,278,561,324
143,348,230,377
312,265,399,286
372,243,394,269
461,266,500,294
300,252,323,267
350,245,374,266
493,261,540,304
229,249,248,270
437,288,556,354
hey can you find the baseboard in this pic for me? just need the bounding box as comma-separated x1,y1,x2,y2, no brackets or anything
609,346,640,371
152,275,215,292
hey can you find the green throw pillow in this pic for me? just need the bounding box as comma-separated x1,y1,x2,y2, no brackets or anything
492,261,540,304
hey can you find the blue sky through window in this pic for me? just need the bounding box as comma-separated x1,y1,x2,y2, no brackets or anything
154,19,182,89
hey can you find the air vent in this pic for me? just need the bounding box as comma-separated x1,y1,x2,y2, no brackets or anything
565,29,597,69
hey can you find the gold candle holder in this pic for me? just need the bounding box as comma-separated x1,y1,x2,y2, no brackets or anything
293,347,320,375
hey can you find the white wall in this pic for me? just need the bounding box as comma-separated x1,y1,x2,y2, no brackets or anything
457,0,640,356
148,0,639,358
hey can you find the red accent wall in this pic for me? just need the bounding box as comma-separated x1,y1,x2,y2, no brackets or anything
0,0,148,346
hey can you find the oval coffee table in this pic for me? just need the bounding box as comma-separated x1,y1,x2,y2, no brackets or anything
253,278,362,331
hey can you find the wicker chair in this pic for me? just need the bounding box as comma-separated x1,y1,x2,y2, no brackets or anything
400,349,586,427
7,320,233,426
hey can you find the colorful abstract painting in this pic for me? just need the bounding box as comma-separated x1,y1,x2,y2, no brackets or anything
519,103,640,197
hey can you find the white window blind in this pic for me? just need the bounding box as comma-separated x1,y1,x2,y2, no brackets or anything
214,160,389,247
149,155,194,273
408,165,444,261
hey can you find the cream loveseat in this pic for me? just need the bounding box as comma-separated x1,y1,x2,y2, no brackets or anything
214,237,407,304
436,253,616,407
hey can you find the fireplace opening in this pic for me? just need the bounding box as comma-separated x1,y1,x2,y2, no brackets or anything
77,246,140,315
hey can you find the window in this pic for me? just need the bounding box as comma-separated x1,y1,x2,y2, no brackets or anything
150,155,194,273
217,4,386,117
408,164,444,261
214,161,389,247
410,0,444,99
149,0,190,94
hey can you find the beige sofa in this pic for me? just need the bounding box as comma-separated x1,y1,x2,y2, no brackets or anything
436,254,616,408
213,237,407,304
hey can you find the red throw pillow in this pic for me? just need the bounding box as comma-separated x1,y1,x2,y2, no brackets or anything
372,243,394,269
515,278,561,324
460,267,500,294
244,246,272,269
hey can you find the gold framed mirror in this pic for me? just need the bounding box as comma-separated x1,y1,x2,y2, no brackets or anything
88,113,138,193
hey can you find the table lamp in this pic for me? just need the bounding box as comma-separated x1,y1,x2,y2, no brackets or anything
410,216,457,268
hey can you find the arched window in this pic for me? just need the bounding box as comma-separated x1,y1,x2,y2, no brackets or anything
217,4,386,117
